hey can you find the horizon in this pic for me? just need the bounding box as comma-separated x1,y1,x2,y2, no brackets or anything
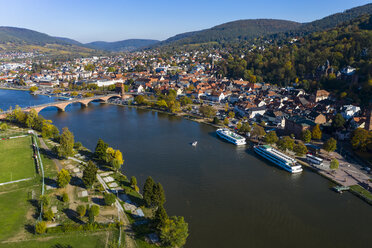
0,0,371,43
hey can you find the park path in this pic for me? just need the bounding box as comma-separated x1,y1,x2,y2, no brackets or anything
38,137,63,171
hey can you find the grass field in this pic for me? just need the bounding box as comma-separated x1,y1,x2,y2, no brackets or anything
0,232,109,248
0,187,36,241
0,136,35,183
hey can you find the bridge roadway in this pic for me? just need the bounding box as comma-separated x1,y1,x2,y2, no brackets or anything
0,93,126,119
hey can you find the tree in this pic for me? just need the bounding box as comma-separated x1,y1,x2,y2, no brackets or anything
43,208,54,221
0,123,8,131
332,113,345,130
236,121,242,130
39,195,50,207
135,95,146,105
240,122,251,133
213,117,220,125
35,221,46,234
57,127,75,158
89,205,100,223
223,117,229,126
264,131,278,144
94,139,108,162
62,192,69,203
351,128,372,151
130,176,137,188
199,105,217,118
106,147,124,171
29,86,38,93
251,123,265,139
180,96,192,106
155,205,168,229
301,129,312,143
76,205,86,218
293,142,308,156
277,136,295,151
160,216,189,247
152,182,166,207
224,102,229,112
323,138,337,153
260,120,266,127
143,176,155,207
228,111,235,119
41,122,59,139
330,159,339,170
156,99,168,109
82,161,98,188
57,169,71,188
312,125,322,140
104,193,116,206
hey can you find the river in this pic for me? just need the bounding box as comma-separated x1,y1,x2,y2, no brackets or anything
1,89,371,248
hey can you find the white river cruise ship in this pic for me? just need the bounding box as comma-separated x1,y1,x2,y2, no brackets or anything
254,145,303,173
216,128,246,145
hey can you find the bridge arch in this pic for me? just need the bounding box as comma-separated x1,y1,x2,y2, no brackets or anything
35,105,66,114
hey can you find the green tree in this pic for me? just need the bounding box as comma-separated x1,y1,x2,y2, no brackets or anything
277,136,295,151
106,147,124,171
57,169,71,188
240,122,251,133
57,127,75,158
39,195,50,208
251,123,266,139
228,111,235,119
156,99,168,109
293,142,308,156
130,176,137,188
223,117,229,126
199,105,217,118
330,159,339,170
76,205,86,218
180,96,192,106
104,193,116,206
82,161,98,188
84,64,95,71
264,131,278,144
236,121,242,130
155,205,168,229
301,129,312,143
35,221,46,234
89,205,100,223
350,128,372,151
143,176,155,207
135,95,146,105
332,113,345,130
160,216,189,247
152,183,166,207
43,208,54,221
312,125,322,140
94,139,108,162
62,192,69,203
0,123,8,131
323,138,337,153
29,86,38,93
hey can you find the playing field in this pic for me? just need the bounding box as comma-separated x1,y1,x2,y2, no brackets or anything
0,136,35,183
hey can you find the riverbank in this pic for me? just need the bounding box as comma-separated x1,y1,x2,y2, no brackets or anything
0,87,28,91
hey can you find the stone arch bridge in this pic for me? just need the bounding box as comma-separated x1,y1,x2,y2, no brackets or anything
0,94,122,119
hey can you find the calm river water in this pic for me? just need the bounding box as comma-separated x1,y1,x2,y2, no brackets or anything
1,89,371,248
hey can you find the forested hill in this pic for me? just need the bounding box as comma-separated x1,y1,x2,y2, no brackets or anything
217,15,372,106
155,19,302,47
297,3,372,34
85,39,160,52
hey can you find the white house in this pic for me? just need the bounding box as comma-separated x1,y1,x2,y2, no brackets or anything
341,105,361,119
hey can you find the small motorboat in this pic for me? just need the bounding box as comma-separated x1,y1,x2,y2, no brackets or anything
192,141,198,146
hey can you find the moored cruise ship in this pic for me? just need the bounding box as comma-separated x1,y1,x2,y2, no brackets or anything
216,128,246,145
254,145,303,173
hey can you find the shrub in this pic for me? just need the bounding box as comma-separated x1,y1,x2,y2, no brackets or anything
35,221,47,234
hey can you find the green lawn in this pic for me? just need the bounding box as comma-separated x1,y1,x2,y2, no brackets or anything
350,185,372,204
0,136,35,183
0,187,35,241
0,232,109,248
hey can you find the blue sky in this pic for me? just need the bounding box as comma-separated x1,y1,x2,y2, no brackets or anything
0,0,370,43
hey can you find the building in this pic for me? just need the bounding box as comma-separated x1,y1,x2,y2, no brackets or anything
311,90,330,102
285,116,316,137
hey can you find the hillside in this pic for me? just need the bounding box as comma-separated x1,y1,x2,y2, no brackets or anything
218,15,372,105
0,26,97,56
156,19,301,47
85,39,160,52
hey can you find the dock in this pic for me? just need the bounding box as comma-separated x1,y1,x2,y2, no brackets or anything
333,186,350,193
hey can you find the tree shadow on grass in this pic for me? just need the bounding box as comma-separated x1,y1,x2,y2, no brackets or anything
62,208,84,224
28,199,40,219
91,197,105,206
44,177,57,188
70,176,84,188
24,223,35,234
